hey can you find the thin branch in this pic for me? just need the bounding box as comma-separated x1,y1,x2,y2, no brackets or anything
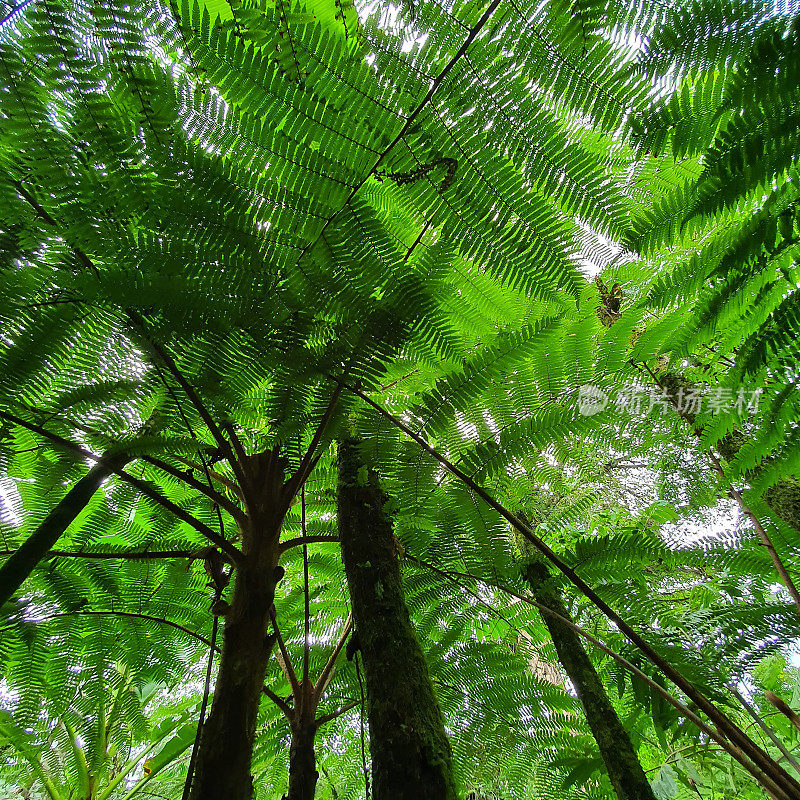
730,686,800,777
318,761,340,800
314,613,353,705
302,484,310,685
0,549,191,560
182,615,219,800
14,182,91,265
15,404,243,521
280,535,339,554
148,361,248,531
315,700,359,727
380,369,420,393
643,743,721,774
0,410,241,562
270,605,301,697
98,469,238,559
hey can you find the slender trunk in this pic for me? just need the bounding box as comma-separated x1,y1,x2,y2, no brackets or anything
594,287,800,537
337,438,458,800
347,382,800,798
522,558,657,800
661,373,800,534
0,454,130,607
189,548,280,800
286,722,318,800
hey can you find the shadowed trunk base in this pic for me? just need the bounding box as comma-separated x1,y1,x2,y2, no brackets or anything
189,558,279,800
286,723,318,800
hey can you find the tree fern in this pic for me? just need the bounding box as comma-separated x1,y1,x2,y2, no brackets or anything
4,0,800,799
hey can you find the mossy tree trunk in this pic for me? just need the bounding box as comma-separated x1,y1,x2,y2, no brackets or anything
0,453,130,608
337,438,458,800
763,479,800,535
594,289,800,537
522,558,657,800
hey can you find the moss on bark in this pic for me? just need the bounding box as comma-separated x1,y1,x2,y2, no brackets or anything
337,438,458,800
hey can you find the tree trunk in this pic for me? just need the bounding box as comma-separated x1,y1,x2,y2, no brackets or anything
763,478,800,535
522,558,657,800
337,438,458,800
189,552,279,800
286,722,318,800
0,454,130,607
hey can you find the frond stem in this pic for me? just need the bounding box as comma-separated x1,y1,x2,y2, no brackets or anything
313,613,353,705
262,685,293,720
279,535,339,554
284,384,342,503
270,605,301,698
141,455,247,523
407,553,763,778
174,457,243,498
293,0,503,265
13,180,247,491
730,686,800,777
182,615,219,800
315,700,359,727
0,549,191,560
130,311,248,490
22,610,217,650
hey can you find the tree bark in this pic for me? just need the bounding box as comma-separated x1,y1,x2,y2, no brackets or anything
337,438,458,800
0,454,130,607
286,722,318,800
763,478,800,534
189,539,281,800
522,558,657,800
